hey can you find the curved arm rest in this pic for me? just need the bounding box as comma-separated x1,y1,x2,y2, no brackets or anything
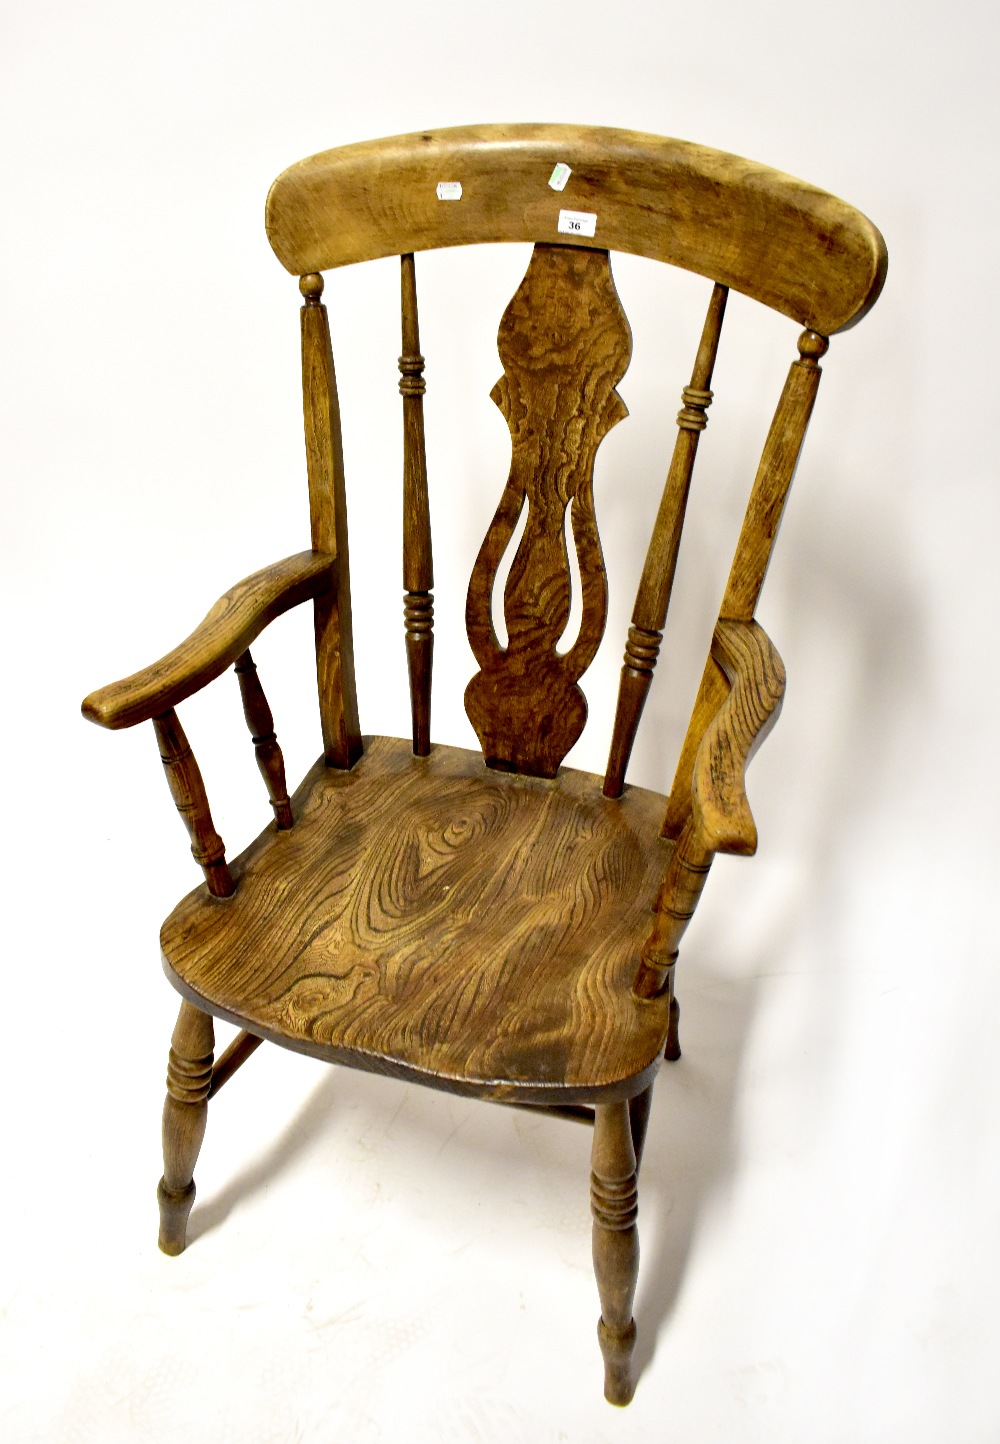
82,550,337,730
691,618,786,856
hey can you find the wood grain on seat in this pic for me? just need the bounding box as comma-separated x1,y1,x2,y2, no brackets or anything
161,736,673,1102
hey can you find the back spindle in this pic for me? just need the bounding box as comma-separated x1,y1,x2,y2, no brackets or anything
299,270,362,769
604,283,728,797
399,253,434,755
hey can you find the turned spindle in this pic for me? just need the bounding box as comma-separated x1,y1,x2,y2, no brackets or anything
399,253,434,755
591,1100,640,1405
234,649,293,828
633,819,713,1001
604,283,728,797
158,999,215,1255
152,709,234,896
662,327,828,840
300,270,362,769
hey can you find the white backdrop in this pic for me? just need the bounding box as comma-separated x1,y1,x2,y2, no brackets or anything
2,3,998,1441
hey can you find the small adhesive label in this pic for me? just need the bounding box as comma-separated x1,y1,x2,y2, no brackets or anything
436,181,463,200
557,208,597,238
548,162,572,191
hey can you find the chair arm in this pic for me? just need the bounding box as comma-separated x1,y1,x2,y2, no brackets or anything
81,549,337,730
690,618,786,856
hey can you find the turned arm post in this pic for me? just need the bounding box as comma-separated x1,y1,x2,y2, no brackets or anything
234,649,293,829
604,283,728,796
152,709,235,897
399,252,434,755
634,819,713,1000
82,555,335,889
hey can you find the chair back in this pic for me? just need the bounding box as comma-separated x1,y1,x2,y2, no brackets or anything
265,125,887,792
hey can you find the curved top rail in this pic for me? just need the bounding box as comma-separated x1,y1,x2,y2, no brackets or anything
265,124,887,334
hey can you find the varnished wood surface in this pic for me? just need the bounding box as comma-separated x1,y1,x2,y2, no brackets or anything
604,281,728,796
81,128,887,1406
265,125,887,334
234,649,294,829
630,280,727,625
161,736,674,1102
465,244,630,777
635,620,783,995
158,999,214,1255
300,273,363,768
399,252,434,754
720,330,828,620
662,327,823,840
662,650,731,841
152,709,235,898
591,1101,640,1404
663,617,786,850
82,551,335,730
692,619,786,855
635,822,712,999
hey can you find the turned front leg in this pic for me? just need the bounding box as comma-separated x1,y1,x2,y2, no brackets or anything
158,999,214,1255
591,1100,640,1405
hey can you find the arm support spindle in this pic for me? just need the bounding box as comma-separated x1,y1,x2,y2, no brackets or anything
234,650,293,829
153,709,235,897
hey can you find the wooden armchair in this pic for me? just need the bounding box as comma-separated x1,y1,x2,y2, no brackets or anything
82,125,886,1405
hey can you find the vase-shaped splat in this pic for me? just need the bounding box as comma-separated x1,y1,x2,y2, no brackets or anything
465,244,632,777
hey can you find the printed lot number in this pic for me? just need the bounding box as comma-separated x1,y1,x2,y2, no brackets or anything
557,208,597,238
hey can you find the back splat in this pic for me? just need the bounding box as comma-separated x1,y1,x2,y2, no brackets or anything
464,244,631,777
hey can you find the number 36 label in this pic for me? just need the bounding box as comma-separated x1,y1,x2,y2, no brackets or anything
557,208,597,238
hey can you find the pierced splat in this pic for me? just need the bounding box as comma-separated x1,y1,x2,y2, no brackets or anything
465,244,631,778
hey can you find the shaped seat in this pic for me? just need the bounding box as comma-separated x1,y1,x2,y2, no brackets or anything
162,736,673,1098
82,124,886,1405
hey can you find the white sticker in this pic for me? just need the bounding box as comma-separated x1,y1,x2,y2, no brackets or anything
436,181,463,201
548,162,572,191
557,208,597,238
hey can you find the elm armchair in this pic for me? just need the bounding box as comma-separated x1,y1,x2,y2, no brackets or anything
82,125,886,1404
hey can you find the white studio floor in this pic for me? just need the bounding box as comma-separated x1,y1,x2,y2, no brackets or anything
3,3,999,1441
10,959,962,1444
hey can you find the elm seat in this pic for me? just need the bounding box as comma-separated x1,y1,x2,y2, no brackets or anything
161,736,673,1101
81,124,886,1406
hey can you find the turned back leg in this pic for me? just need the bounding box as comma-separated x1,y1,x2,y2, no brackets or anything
590,1099,640,1405
158,999,214,1255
